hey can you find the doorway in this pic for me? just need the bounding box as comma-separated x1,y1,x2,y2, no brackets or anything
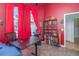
64,12,79,51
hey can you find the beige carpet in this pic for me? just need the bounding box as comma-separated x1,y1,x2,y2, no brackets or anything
22,43,79,56
66,41,79,51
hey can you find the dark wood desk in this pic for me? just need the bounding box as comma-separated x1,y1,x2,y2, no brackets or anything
12,36,40,56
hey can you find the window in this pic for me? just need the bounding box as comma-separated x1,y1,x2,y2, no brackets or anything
14,7,18,38
30,10,37,35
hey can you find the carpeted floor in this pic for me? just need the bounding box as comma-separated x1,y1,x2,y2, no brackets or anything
38,43,79,56
66,41,79,51
22,43,79,56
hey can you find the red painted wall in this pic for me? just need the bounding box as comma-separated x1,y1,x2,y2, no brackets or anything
0,4,6,39
44,3,79,45
37,4,45,21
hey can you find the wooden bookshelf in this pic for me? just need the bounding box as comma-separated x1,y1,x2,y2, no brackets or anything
43,16,59,46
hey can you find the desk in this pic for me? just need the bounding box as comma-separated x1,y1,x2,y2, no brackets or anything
12,36,40,56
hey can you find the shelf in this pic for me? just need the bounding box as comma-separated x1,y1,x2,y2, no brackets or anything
43,17,59,45
43,28,58,30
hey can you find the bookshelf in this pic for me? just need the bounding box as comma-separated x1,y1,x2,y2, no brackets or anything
43,16,60,46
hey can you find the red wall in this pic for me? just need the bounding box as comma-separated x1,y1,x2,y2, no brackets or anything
44,3,79,45
37,4,45,21
44,3,79,20
0,4,6,39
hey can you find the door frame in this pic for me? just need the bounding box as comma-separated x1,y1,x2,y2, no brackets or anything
64,12,79,47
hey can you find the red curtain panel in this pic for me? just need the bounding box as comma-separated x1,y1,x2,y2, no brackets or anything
22,5,28,39
18,4,31,40
18,4,24,39
31,6,41,33
5,3,14,33
2,4,14,43
25,6,31,39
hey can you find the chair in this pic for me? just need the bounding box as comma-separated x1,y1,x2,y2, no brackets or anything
5,32,16,42
4,32,21,48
